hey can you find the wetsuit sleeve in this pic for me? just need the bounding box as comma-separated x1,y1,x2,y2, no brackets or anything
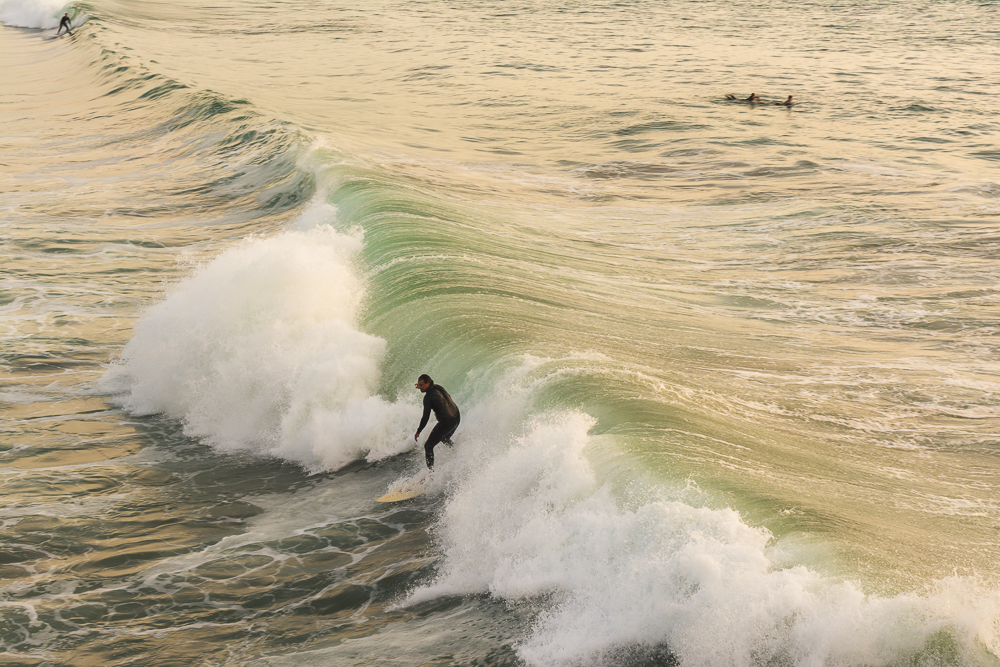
417,393,432,433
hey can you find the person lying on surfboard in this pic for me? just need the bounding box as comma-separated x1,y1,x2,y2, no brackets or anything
57,13,72,35
414,374,460,469
725,92,759,102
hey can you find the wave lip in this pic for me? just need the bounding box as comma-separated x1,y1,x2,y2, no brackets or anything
100,201,418,471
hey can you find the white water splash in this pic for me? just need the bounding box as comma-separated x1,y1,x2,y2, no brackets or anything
100,200,418,472
402,361,1000,667
0,0,71,29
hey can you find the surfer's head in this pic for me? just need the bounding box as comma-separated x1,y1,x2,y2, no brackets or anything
416,374,434,392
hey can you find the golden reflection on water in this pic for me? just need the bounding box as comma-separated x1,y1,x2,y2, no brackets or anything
3,0,1000,661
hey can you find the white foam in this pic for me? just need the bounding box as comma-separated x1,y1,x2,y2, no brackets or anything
100,200,418,472
0,0,69,29
0,391,50,404
402,374,1000,667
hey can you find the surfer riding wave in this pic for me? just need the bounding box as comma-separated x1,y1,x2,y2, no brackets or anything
57,12,72,35
414,374,460,469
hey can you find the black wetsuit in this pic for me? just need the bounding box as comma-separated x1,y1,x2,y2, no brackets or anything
418,384,460,468
58,15,71,34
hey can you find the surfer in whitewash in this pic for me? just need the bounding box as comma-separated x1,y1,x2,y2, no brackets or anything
414,374,460,469
57,13,72,35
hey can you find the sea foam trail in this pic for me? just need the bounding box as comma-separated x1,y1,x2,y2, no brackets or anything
0,0,70,28
100,201,418,471
406,362,1000,667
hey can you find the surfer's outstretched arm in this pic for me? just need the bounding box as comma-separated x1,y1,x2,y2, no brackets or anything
415,400,431,441
414,375,433,441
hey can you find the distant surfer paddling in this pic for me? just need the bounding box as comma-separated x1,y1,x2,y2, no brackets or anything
57,12,72,35
414,374,460,469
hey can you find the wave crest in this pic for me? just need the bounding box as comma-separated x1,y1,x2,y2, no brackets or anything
1,0,72,29
100,200,418,471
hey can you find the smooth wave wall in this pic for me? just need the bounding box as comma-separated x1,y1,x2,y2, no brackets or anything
100,199,418,471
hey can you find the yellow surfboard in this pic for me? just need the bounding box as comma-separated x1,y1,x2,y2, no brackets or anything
376,471,431,502
376,485,428,502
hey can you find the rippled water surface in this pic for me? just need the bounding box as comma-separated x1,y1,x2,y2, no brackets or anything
3,0,1000,665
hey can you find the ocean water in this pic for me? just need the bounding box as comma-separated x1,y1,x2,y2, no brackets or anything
3,0,1000,665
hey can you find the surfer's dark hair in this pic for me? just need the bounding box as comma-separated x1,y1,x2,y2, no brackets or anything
418,374,433,385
